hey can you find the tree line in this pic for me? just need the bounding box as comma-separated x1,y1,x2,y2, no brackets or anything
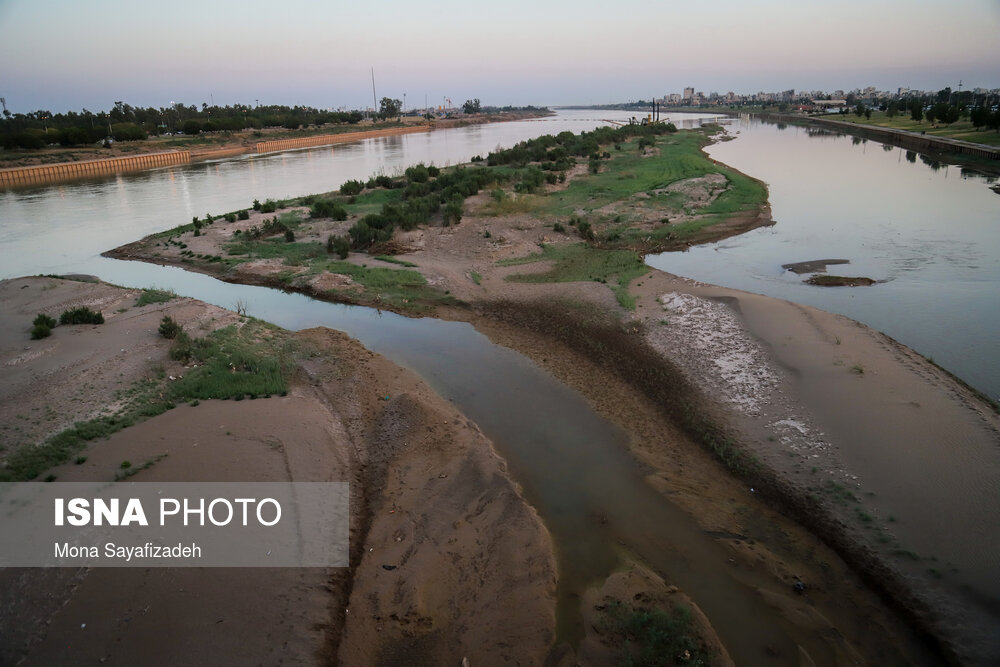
1,101,368,150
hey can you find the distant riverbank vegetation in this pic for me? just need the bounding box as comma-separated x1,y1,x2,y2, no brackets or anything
0,101,369,150
0,100,552,152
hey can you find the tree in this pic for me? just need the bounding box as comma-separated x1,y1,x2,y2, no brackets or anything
378,97,401,120
886,101,899,118
855,103,865,117
462,98,481,114
864,107,872,120
970,106,989,130
910,100,923,123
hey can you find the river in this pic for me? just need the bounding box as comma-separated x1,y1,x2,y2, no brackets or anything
2,109,997,662
648,114,1000,402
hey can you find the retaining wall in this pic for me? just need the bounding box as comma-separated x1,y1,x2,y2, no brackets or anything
0,151,191,188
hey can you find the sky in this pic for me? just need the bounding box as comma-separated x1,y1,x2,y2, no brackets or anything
1,0,998,114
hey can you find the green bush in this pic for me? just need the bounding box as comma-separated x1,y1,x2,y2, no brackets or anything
327,235,351,259
443,198,463,226
310,199,348,220
259,199,277,213
238,209,250,220
224,212,237,223
33,313,57,329
59,306,104,325
340,179,365,196
158,316,181,339
252,199,262,211
31,324,52,339
284,229,295,242
404,163,430,183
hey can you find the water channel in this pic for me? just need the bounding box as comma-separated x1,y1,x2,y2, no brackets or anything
3,109,997,661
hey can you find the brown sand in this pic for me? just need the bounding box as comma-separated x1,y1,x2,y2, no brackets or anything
0,278,557,666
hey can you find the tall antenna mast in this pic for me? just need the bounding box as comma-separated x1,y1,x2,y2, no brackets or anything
0,97,7,115
371,68,378,115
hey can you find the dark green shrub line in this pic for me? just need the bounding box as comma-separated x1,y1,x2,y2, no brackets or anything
59,306,104,325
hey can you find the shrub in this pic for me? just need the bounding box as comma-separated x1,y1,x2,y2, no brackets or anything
259,199,277,213
284,229,295,242
310,199,348,220
553,222,565,233
427,165,440,177
252,199,262,211
327,235,351,259
577,220,595,241
33,313,57,329
404,163,430,183
340,179,364,196
224,212,237,223
238,209,250,220
59,306,104,325
158,316,181,339
443,198,463,226
31,324,52,339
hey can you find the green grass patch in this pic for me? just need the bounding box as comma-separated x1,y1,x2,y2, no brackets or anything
0,321,292,481
533,131,766,247
374,255,417,267
500,243,648,309
344,187,404,217
168,322,289,400
0,376,170,482
226,238,326,264
599,600,709,667
830,111,1000,147
135,288,176,307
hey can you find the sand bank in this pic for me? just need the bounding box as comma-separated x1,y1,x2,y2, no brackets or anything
0,277,557,665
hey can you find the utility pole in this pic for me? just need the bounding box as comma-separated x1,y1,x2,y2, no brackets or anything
371,68,378,118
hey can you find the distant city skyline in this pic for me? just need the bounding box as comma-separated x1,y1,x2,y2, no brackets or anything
1,0,998,113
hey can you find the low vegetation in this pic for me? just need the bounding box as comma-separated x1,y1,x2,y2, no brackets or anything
59,306,104,325
0,320,290,482
598,600,709,667
500,243,648,309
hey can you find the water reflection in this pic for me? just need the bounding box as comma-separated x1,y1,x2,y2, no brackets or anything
649,115,1000,402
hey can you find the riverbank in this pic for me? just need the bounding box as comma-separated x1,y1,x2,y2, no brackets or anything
93,124,999,662
678,108,1000,170
0,275,559,665
0,111,550,189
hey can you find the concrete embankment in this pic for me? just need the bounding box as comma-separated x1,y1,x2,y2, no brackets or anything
0,125,431,189
0,151,191,188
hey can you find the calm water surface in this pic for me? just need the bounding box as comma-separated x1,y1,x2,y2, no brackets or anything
648,115,1000,401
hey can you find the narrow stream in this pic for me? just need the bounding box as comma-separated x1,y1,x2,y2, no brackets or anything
83,259,823,662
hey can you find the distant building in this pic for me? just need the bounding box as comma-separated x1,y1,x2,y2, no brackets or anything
683,87,694,101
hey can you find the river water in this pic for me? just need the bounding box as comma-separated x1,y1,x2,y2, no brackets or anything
648,115,1000,402
2,110,997,661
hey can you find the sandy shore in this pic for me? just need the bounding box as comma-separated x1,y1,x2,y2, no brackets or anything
0,277,557,665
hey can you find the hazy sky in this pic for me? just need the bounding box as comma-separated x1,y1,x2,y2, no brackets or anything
1,0,998,113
